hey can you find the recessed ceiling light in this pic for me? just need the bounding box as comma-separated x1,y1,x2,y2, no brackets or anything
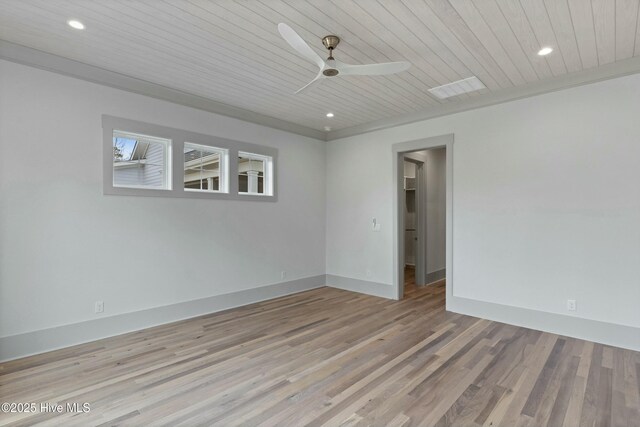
67,20,85,30
538,47,553,56
326,112,334,118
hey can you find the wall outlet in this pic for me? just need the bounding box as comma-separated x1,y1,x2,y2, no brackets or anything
366,269,372,278
281,271,286,280
95,301,104,314
566,299,576,312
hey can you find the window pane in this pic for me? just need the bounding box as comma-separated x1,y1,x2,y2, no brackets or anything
113,132,170,189
238,152,270,195
184,143,225,192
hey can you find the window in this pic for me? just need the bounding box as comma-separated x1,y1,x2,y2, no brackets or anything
104,115,277,200
238,152,273,196
183,143,228,193
113,131,171,190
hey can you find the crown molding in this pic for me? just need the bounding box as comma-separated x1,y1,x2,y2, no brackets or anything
326,55,640,141
0,39,326,141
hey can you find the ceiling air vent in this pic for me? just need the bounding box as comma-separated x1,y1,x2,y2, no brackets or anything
428,76,486,99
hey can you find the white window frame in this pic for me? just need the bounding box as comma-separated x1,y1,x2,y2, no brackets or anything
238,151,274,196
183,142,229,194
103,115,277,201
112,130,172,190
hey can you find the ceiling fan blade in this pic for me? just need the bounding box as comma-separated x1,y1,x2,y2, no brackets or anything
295,73,324,94
338,61,411,76
278,23,325,70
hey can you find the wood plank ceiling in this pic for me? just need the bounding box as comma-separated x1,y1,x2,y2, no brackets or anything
0,0,639,133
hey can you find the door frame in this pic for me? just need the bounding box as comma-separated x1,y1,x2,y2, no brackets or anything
392,134,454,301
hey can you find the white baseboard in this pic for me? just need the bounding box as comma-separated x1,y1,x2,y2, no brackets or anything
325,274,396,299
0,275,325,362
426,268,446,284
448,295,640,352
326,274,639,351
3,274,637,362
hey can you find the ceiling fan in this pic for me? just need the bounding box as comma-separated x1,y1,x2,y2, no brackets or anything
277,23,411,94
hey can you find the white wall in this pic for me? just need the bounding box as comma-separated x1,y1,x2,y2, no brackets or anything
425,148,446,274
0,60,326,339
327,73,640,332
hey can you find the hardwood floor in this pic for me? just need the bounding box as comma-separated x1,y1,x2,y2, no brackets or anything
1,278,639,426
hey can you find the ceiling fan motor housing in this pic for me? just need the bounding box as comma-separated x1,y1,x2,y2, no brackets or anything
322,35,340,76
323,68,339,77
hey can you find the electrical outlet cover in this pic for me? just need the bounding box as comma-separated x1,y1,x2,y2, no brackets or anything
95,301,104,313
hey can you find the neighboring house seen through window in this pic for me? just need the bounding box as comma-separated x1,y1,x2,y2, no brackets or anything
238,152,273,196
183,143,228,193
113,131,171,190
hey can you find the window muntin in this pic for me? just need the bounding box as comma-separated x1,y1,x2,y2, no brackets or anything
183,143,228,193
113,131,171,190
238,152,273,196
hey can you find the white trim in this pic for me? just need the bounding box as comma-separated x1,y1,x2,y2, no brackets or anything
113,130,171,145
325,274,396,299
426,268,446,284
0,275,326,362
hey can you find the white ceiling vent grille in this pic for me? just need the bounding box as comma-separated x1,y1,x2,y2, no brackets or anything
428,76,486,99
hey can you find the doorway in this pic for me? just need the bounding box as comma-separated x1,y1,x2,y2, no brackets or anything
402,157,426,288
392,135,453,301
